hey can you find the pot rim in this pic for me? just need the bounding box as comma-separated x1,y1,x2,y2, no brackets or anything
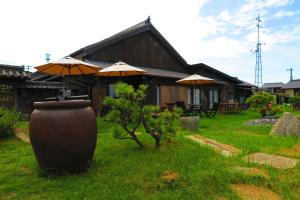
33,100,91,109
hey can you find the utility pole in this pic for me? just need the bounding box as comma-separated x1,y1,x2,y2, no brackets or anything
287,68,293,81
45,53,51,63
254,14,263,87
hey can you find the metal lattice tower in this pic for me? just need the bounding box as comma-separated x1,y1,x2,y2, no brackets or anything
287,68,293,81
254,14,263,87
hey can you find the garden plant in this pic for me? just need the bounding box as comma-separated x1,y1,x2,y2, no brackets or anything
246,91,282,117
103,82,180,148
0,107,19,138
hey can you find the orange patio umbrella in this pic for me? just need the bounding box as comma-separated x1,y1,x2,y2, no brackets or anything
97,61,145,76
35,56,102,75
35,56,103,91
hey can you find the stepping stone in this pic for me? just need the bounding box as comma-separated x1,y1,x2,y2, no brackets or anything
15,128,30,143
243,153,298,169
231,184,282,200
186,135,241,156
277,144,300,158
233,166,270,179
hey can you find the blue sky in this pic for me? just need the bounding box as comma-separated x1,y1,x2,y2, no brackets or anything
0,0,299,85
196,0,300,84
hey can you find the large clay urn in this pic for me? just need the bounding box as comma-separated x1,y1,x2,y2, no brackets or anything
29,100,97,173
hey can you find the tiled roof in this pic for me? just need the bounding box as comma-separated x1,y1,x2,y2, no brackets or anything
237,81,257,88
69,17,187,65
0,65,31,78
21,81,63,89
87,60,190,79
262,82,284,88
282,79,300,89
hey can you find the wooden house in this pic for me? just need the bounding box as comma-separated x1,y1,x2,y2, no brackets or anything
282,79,300,97
0,62,30,110
0,62,62,114
70,18,253,115
262,82,285,94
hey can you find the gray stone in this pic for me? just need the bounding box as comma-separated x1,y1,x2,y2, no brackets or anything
180,116,199,132
246,117,278,126
243,152,298,169
270,112,300,136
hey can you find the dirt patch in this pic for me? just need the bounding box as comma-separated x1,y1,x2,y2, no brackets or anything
243,153,298,169
0,193,17,200
19,166,33,176
15,128,30,143
231,184,282,200
277,144,300,158
187,135,241,156
161,170,179,183
233,166,269,179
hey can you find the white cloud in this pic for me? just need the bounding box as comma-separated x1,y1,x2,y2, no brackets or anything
217,10,231,22
240,0,290,13
198,37,250,59
274,10,299,18
0,0,207,66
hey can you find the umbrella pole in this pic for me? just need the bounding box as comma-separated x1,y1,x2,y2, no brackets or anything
68,67,71,90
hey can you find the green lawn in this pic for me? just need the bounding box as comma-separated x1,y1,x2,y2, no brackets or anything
1,111,300,199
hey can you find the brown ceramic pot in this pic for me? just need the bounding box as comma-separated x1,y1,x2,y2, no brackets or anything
29,100,97,173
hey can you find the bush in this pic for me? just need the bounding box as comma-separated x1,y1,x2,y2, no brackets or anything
0,107,20,138
288,96,300,106
143,105,180,147
267,105,283,116
246,92,275,117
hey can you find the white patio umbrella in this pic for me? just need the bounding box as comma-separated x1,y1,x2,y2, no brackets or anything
177,74,215,108
176,74,214,85
97,61,145,76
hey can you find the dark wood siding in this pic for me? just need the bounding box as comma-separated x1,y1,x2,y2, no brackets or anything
89,32,185,72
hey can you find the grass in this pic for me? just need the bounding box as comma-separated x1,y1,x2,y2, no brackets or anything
0,111,299,199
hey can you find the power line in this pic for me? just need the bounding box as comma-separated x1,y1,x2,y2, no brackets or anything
265,43,300,47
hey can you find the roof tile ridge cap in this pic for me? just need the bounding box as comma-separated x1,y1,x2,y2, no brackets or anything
78,19,150,53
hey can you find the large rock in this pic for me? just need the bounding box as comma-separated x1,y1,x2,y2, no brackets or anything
270,112,300,136
180,116,199,132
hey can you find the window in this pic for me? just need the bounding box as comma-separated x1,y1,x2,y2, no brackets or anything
156,85,160,106
209,89,219,109
0,83,13,107
193,89,200,105
108,84,115,97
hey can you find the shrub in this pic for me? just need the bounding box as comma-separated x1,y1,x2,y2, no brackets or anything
288,96,300,106
143,105,180,147
0,107,20,138
103,82,180,148
267,105,283,116
246,92,275,117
